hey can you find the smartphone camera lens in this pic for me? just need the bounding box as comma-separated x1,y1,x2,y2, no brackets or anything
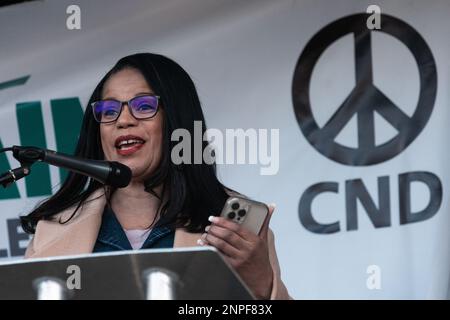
238,209,246,217
228,211,236,219
231,202,240,210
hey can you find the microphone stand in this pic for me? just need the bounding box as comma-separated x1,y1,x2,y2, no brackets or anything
1,145,131,189
0,147,37,188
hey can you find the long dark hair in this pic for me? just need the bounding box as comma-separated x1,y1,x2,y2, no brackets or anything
21,53,231,234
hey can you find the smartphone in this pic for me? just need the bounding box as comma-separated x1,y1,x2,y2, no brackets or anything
220,196,269,235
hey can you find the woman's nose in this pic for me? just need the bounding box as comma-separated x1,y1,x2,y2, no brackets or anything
116,103,138,128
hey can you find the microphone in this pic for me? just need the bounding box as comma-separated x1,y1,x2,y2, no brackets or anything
11,146,132,188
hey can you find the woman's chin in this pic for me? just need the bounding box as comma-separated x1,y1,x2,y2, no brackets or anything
111,156,158,184
128,166,154,182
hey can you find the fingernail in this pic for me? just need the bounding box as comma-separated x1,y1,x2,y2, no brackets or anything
197,239,205,246
201,233,207,240
205,225,211,232
208,216,218,223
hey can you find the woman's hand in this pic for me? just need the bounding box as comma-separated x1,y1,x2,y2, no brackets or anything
197,204,276,300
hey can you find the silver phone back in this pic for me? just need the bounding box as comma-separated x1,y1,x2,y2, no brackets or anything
220,196,269,235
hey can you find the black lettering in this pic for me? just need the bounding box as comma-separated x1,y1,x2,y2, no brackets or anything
299,182,340,234
399,171,442,224
345,176,391,231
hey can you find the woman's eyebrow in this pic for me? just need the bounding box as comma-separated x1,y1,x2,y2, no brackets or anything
102,92,154,100
134,92,154,96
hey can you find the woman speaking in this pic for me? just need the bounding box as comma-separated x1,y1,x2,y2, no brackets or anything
21,53,290,300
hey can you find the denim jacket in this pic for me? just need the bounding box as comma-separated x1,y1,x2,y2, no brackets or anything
93,205,174,252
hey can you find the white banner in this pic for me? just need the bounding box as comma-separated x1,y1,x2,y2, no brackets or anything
0,0,449,299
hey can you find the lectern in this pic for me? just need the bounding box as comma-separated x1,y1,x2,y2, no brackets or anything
0,247,255,300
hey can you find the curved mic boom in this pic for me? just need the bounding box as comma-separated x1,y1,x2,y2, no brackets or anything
11,146,132,188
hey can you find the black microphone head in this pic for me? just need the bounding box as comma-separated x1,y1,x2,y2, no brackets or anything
106,162,132,188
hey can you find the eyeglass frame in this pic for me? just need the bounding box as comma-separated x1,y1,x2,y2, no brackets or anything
90,94,161,124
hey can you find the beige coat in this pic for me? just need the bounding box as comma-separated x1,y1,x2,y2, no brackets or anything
25,189,291,300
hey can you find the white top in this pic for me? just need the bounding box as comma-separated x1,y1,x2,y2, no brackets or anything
124,228,152,250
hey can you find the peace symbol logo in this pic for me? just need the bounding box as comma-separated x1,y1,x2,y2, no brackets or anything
292,14,437,166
